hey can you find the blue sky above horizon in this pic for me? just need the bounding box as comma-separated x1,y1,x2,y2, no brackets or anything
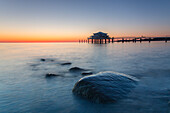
0,0,170,42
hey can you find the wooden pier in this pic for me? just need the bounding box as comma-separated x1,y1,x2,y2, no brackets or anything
79,37,170,44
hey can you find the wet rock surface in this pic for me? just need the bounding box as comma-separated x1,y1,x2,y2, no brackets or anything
72,71,138,103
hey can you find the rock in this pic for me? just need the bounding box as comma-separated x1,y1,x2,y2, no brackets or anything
69,67,86,72
72,71,138,103
45,73,61,78
61,62,72,65
40,58,55,62
40,58,46,61
81,71,93,76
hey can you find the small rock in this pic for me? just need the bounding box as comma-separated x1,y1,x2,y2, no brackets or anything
81,71,93,76
40,58,46,61
45,73,61,78
69,67,86,72
61,62,72,65
40,58,55,62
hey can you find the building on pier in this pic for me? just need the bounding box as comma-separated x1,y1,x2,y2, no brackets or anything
87,32,113,43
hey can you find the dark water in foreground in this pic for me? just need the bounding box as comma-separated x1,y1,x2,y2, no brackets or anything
0,42,170,113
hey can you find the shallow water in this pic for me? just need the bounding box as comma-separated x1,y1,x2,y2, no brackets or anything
0,42,170,113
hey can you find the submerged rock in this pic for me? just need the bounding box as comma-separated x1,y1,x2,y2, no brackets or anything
69,67,86,72
45,73,61,78
61,62,72,65
81,71,93,76
72,71,138,103
30,63,40,67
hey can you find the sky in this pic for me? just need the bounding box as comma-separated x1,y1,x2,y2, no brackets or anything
0,0,170,42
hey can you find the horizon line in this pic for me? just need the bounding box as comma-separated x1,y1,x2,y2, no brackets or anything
0,41,78,43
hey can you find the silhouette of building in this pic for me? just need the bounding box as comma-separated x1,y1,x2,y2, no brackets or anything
88,32,113,43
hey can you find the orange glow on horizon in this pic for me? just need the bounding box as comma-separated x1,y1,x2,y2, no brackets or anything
0,29,89,42
0,35,81,42
0,32,169,43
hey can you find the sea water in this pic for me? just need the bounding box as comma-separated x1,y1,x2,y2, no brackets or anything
0,42,170,113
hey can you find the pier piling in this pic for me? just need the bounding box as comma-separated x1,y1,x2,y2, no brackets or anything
149,38,151,43
140,38,142,43
122,38,124,43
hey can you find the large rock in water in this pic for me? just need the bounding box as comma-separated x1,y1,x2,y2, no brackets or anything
72,71,138,103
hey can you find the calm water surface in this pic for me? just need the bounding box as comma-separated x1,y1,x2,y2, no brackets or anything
0,42,170,113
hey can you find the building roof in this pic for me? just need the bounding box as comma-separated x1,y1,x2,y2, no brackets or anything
88,31,110,39
93,32,107,35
